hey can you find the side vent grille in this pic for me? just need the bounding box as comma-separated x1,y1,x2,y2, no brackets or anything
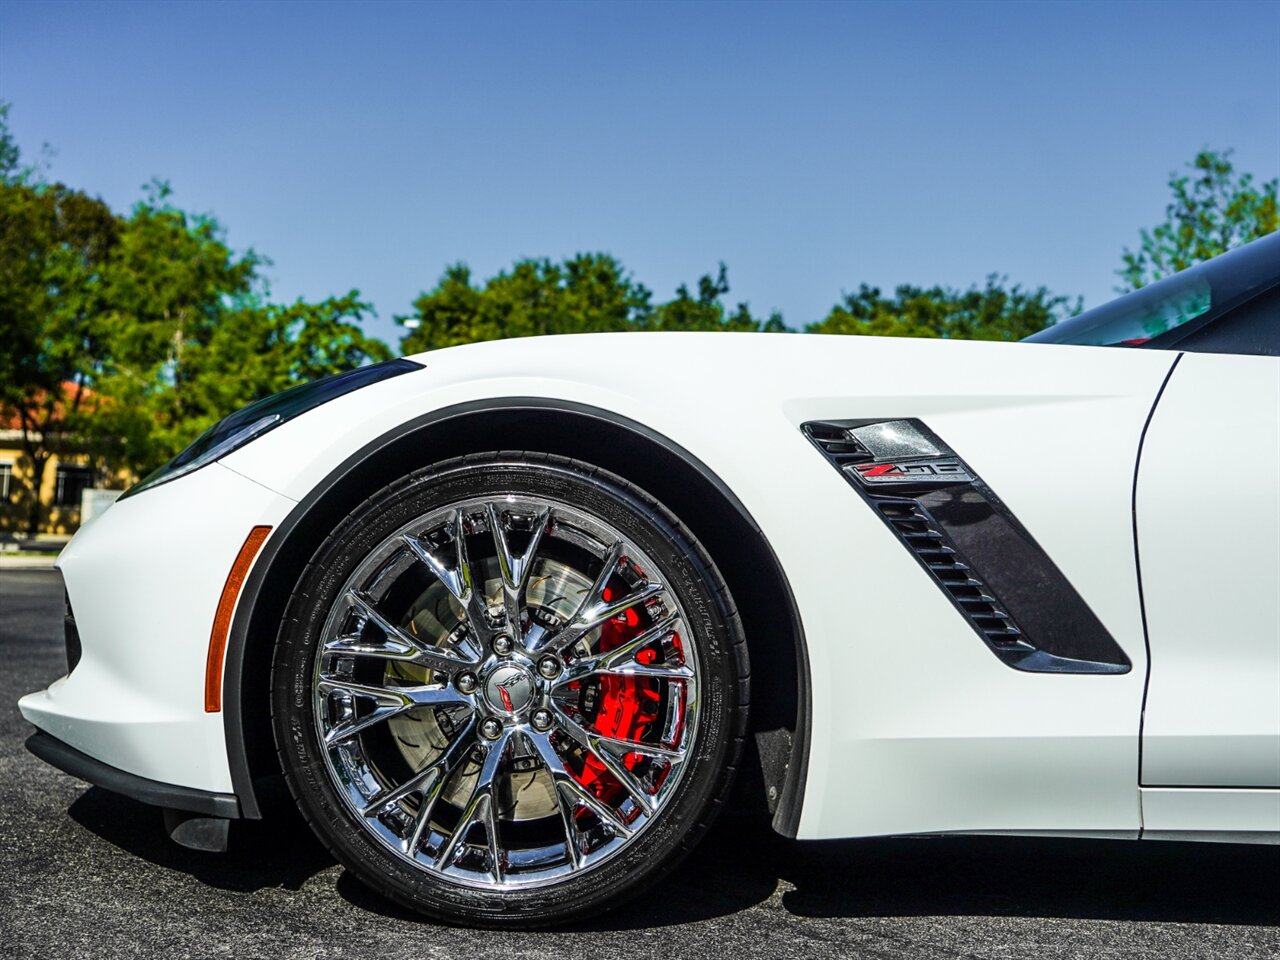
806,422,874,465
871,495,1024,646
801,417,1130,674
804,418,1029,651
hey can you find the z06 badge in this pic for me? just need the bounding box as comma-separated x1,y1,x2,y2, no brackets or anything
848,458,974,485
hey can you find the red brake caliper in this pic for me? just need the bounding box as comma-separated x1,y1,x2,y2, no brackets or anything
571,589,670,811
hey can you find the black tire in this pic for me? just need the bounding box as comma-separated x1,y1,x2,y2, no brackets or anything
271,452,749,927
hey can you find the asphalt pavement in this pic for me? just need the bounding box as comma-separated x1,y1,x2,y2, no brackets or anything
2,568,1277,959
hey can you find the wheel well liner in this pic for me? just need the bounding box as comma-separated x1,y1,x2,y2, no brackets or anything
223,398,810,836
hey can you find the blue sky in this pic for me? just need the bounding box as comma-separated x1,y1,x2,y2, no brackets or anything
3,0,1278,345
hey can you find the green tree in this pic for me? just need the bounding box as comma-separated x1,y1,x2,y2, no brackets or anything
1119,149,1279,291
399,255,783,352
0,103,20,183
0,104,391,501
0,177,119,533
0,101,51,185
399,254,654,352
649,263,786,333
85,184,390,474
807,275,1078,341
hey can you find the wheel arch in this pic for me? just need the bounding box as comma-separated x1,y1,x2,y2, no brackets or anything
224,398,811,836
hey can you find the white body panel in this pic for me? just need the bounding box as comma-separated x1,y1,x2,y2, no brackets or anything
1141,788,1280,843
1137,352,1280,787
18,331,1274,844
18,464,295,793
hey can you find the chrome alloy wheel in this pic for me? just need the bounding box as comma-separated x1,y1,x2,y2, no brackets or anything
312,496,700,889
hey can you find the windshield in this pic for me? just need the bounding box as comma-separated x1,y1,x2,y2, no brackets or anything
1025,232,1280,348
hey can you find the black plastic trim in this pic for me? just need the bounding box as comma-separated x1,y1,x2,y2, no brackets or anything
121,358,424,501
62,579,81,675
223,397,812,836
26,730,240,819
769,572,810,838
803,418,1131,674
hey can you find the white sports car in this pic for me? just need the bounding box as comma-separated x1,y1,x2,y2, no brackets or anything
20,234,1280,926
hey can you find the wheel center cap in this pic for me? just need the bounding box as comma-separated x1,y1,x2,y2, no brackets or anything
484,664,535,715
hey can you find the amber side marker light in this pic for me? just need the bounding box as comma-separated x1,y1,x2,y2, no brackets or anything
205,525,272,713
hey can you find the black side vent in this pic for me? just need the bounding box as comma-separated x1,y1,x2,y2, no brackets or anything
802,418,1130,675
871,495,1023,648
806,422,875,465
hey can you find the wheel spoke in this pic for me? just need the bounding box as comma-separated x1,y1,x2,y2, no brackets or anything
402,509,494,648
319,676,472,711
338,590,477,672
487,503,552,641
558,776,635,843
434,728,511,876
557,709,682,762
602,659,693,680
518,731,583,866
555,782,586,869
318,677,411,708
400,525,465,601
576,581,665,634
481,791,503,882
522,730,633,863
404,787,438,857
359,714,478,818
451,508,497,645
318,678,473,745
550,708,667,814
557,613,692,685
535,541,666,658
322,702,405,745
534,539,621,655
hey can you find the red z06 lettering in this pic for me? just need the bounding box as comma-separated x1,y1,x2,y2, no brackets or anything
856,463,904,477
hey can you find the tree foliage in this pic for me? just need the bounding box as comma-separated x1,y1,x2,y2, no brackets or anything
0,176,118,532
0,101,51,186
85,186,390,473
0,105,389,531
399,255,782,352
1119,149,1279,291
0,103,21,184
650,264,786,333
806,275,1079,341
398,254,651,351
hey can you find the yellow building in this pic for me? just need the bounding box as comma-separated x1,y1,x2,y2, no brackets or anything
0,440,98,537
0,385,129,537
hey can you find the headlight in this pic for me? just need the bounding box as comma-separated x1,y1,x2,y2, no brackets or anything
121,358,423,499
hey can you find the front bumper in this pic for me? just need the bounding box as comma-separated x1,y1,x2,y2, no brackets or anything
18,462,295,796
26,730,239,818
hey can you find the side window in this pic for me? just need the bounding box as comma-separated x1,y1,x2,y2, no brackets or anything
1176,283,1280,357
54,465,94,508
0,460,13,501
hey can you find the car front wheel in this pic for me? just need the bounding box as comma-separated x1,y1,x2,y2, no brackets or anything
272,453,748,926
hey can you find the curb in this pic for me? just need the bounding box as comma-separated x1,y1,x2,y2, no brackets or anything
0,555,59,570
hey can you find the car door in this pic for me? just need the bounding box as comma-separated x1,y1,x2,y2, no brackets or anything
1137,338,1280,790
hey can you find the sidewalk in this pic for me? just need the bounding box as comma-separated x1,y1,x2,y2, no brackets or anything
0,534,70,571
0,553,60,570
